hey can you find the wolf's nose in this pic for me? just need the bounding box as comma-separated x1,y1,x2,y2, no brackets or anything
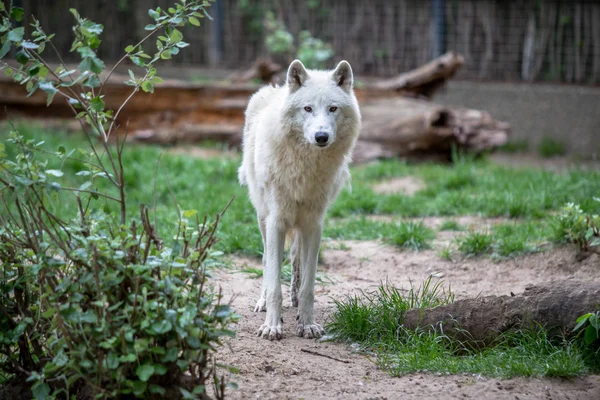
315,132,329,145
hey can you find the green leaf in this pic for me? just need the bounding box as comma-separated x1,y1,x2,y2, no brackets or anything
39,82,58,106
45,169,64,177
78,57,92,72
132,381,147,397
148,9,160,19
80,310,97,323
90,96,105,112
27,64,40,77
41,307,56,318
90,57,105,74
106,351,119,369
574,313,593,331
179,388,195,400
125,45,135,53
149,385,166,395
8,27,24,42
77,46,95,59
151,320,172,334
0,40,12,59
136,364,155,382
38,67,49,78
145,24,157,31
161,347,178,362
590,314,600,330
21,41,39,50
83,74,100,88
169,29,183,43
31,382,50,400
584,325,599,345
141,80,154,93
53,351,68,367
183,209,197,218
119,353,137,363
15,50,29,65
153,364,168,375
11,7,25,21
189,16,201,26
79,181,92,191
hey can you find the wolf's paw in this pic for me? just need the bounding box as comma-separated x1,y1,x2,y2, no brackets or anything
257,324,283,340
297,323,325,339
254,297,267,312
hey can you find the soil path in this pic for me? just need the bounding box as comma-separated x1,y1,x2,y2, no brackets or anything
215,235,600,400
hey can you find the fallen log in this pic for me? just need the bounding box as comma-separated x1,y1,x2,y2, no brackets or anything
372,51,465,98
354,97,509,162
402,280,600,347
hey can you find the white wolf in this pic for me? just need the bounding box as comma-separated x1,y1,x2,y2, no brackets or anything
238,59,361,340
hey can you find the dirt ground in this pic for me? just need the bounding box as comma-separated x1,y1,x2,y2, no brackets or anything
214,226,600,400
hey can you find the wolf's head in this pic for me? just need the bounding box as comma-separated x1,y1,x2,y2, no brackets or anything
284,59,359,149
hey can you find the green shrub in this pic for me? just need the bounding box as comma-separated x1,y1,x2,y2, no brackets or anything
0,1,238,399
538,137,567,158
550,202,600,252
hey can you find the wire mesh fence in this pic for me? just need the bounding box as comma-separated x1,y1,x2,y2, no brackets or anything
17,0,600,84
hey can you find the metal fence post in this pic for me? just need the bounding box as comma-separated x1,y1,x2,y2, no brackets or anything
432,0,446,58
209,0,224,67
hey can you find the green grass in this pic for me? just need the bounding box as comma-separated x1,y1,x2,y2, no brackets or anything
387,220,435,251
2,123,600,262
328,281,598,378
457,230,494,256
538,137,567,158
499,138,529,153
439,219,464,231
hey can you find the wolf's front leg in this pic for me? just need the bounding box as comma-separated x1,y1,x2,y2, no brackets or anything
257,217,285,340
297,222,325,339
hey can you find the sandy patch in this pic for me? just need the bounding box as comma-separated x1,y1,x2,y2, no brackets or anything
213,243,600,399
167,145,237,159
372,176,425,196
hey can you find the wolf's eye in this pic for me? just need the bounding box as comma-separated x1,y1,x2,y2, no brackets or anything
329,106,338,112
304,106,312,112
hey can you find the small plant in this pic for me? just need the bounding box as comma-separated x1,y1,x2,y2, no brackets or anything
437,245,454,261
457,230,493,256
492,223,538,258
538,137,567,158
296,30,334,69
0,1,239,399
574,311,600,347
499,139,529,153
263,11,333,69
327,278,454,345
550,202,600,254
263,11,294,56
388,220,435,251
439,219,464,231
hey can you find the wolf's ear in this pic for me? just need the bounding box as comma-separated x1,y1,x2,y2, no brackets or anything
287,59,308,93
332,60,353,92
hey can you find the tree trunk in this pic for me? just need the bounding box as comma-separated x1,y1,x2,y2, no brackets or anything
354,97,509,163
402,280,600,347
371,51,465,98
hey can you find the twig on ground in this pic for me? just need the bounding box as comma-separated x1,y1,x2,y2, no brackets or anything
300,348,351,364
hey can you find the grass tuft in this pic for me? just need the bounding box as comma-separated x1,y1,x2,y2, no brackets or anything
538,137,567,158
329,281,596,378
387,220,435,251
457,230,493,256
439,219,464,231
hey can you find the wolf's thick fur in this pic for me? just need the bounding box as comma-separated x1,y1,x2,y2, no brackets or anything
238,60,361,340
